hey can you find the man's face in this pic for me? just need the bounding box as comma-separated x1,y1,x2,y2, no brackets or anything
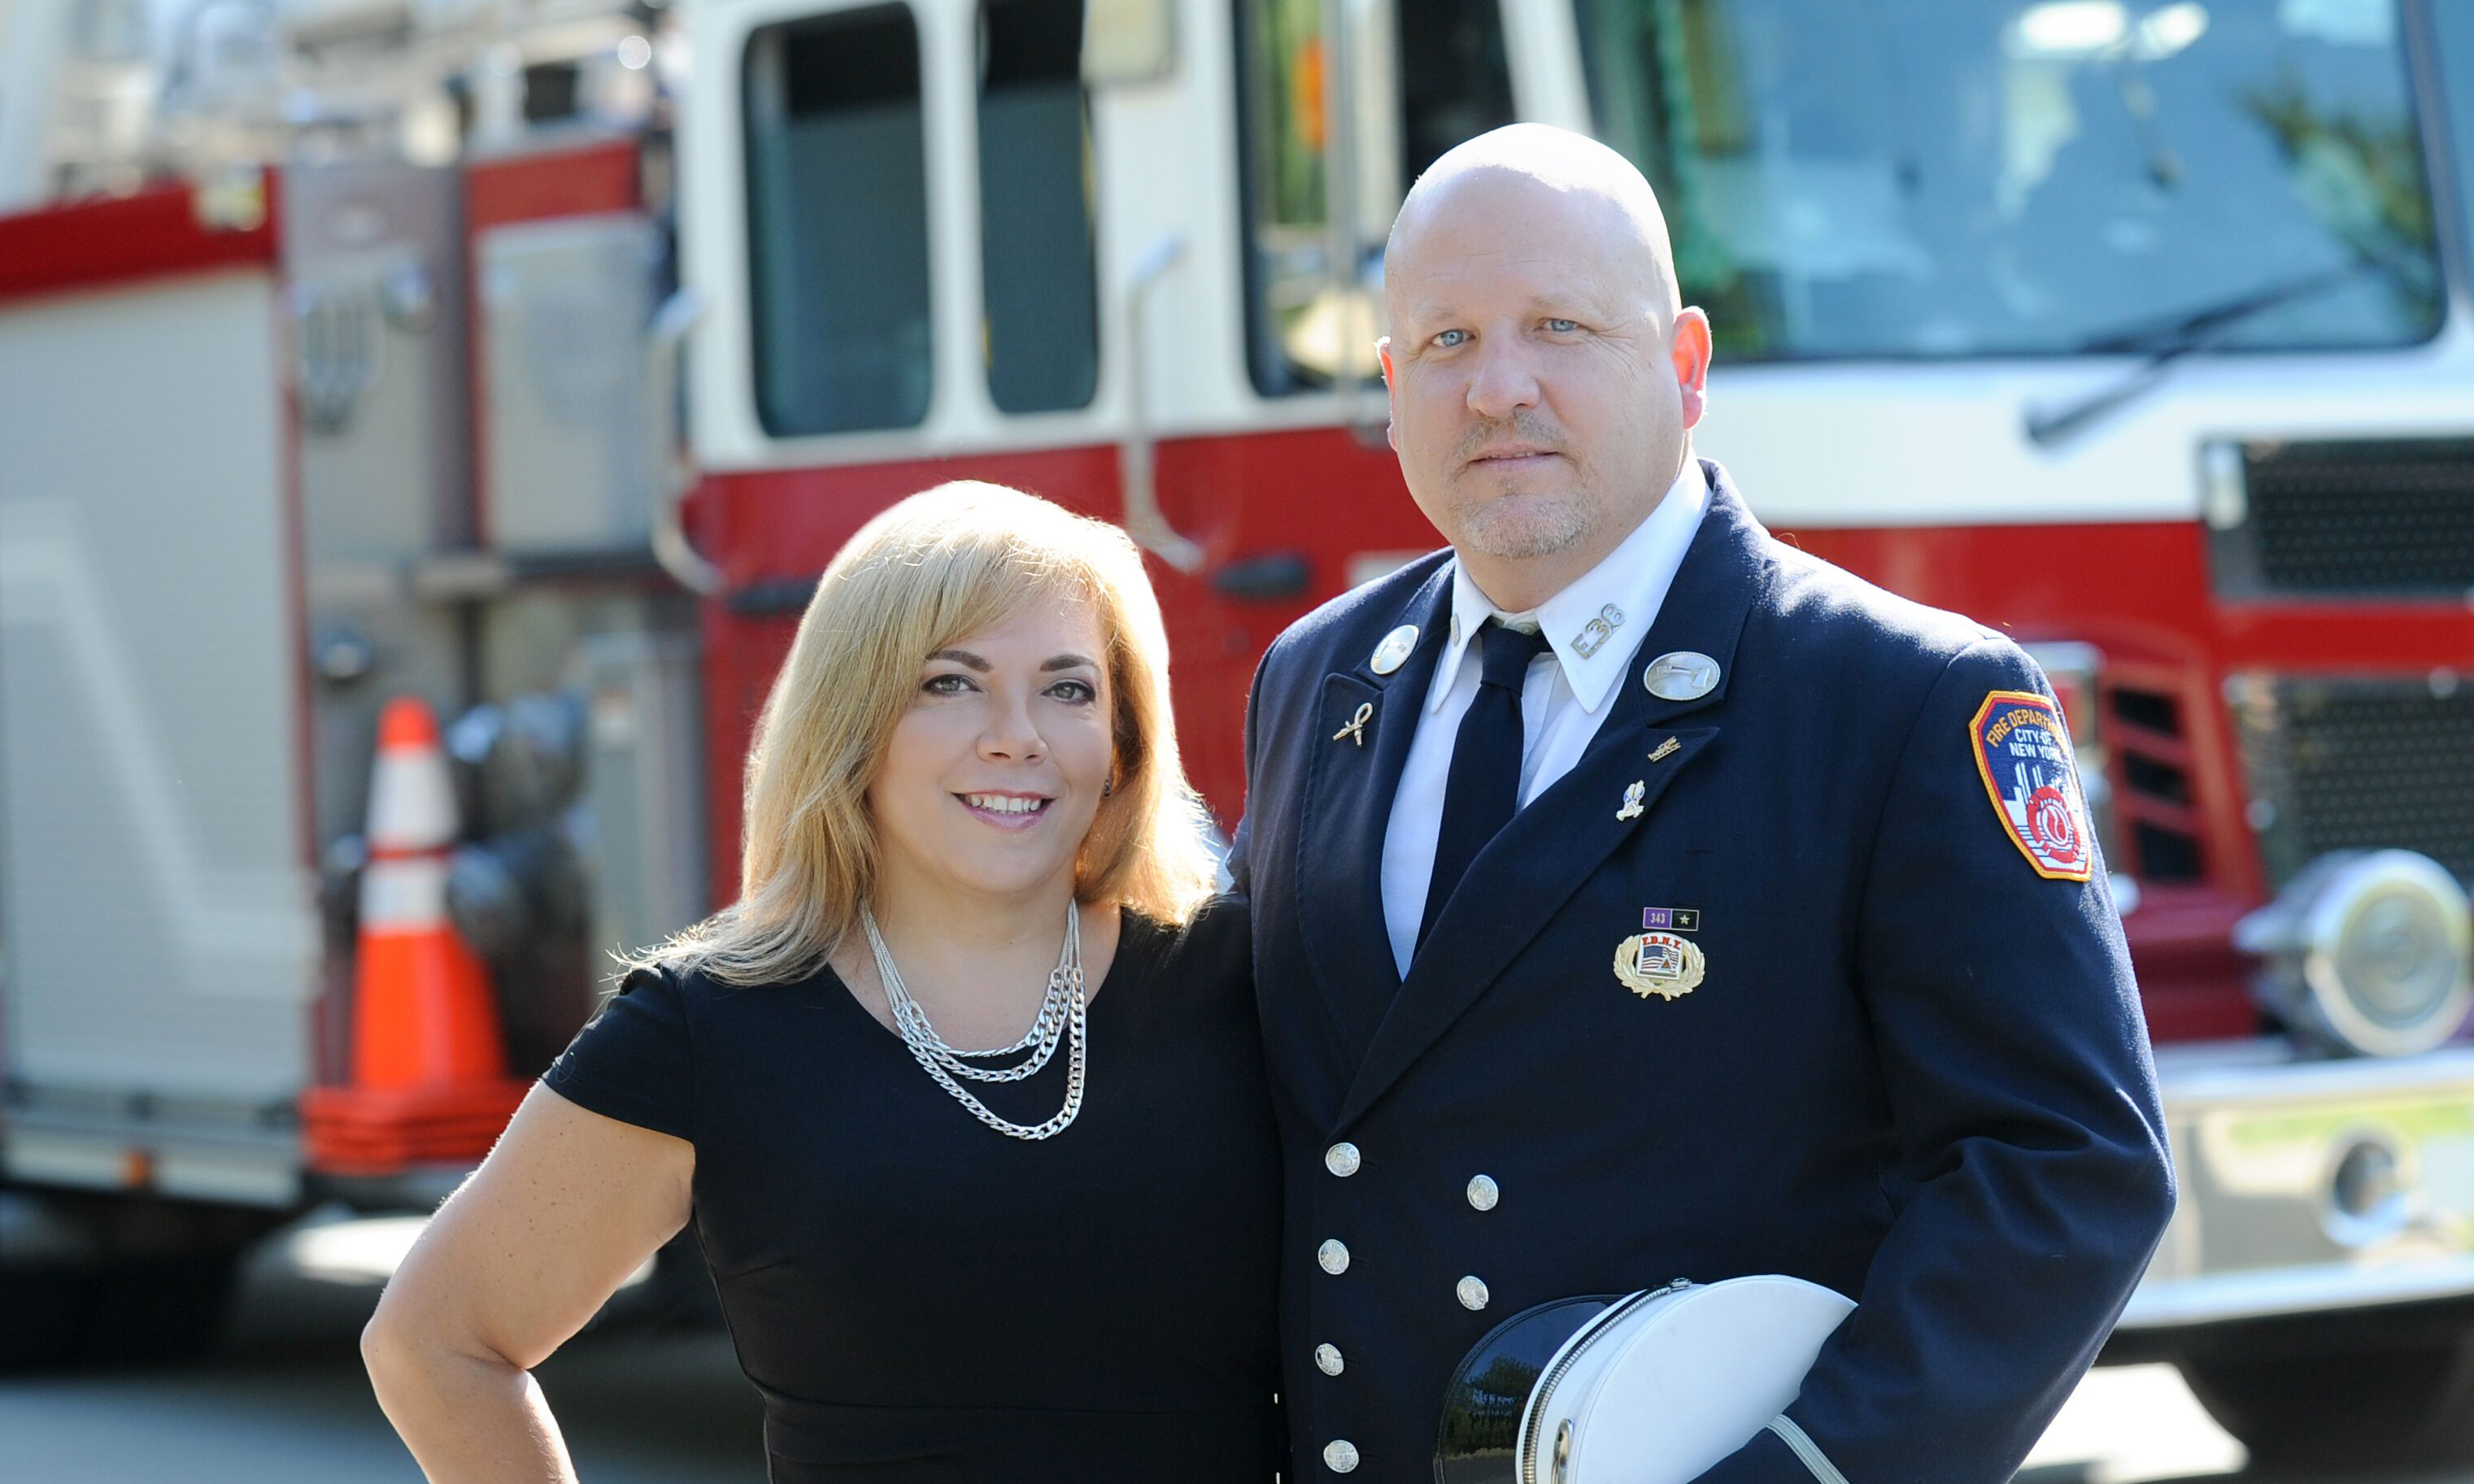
1381,172,1707,572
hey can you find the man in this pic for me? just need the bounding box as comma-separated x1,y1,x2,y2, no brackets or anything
1230,124,2175,1483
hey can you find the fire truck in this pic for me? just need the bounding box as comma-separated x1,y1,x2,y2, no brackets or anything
5,0,2474,1464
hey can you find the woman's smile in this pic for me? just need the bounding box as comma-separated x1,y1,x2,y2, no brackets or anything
956,790,1056,830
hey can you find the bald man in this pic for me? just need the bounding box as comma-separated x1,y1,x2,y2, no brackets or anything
1229,125,2174,1483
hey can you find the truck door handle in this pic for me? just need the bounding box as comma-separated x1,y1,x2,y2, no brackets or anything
1211,551,1311,600
1119,233,1206,572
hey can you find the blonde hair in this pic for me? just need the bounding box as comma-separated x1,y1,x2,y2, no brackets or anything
635,481,1217,986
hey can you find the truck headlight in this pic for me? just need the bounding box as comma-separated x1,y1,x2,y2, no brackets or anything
2236,851,2474,1057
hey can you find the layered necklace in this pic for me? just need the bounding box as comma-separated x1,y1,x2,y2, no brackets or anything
860,899,1087,1140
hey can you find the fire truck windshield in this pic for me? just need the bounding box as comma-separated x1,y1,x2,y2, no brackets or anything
1574,0,2444,362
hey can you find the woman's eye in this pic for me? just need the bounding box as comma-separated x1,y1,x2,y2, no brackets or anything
1434,328,1470,349
1544,318,1579,333
922,673,973,695
1048,679,1098,704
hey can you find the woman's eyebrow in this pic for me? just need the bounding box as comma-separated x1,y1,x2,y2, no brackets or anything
1042,654,1098,672
928,648,991,671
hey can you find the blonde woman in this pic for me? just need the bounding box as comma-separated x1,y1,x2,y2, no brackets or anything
362,484,1280,1483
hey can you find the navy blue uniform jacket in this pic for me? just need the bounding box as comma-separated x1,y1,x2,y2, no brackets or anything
1230,462,2176,1484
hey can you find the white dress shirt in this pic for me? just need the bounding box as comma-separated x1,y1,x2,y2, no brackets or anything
1379,460,1710,977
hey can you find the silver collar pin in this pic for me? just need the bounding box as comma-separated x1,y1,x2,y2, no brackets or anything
1572,603,1626,659
1370,624,1419,675
1643,651,1721,701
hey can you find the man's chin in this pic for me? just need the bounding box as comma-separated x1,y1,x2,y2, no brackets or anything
1454,495,1590,562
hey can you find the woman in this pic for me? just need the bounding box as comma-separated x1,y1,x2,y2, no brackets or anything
362,482,1281,1482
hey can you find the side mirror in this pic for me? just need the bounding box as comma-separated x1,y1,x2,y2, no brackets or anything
1082,0,1177,85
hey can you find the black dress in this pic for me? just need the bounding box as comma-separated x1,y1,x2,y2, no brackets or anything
542,897,1283,1483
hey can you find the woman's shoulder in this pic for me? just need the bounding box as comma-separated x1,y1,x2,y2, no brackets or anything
601,951,839,1024
1117,894,1251,992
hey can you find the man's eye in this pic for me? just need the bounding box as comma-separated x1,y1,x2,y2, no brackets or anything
1433,328,1470,349
1544,318,1579,333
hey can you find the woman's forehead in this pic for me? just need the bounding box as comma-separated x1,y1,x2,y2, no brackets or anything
941,589,1108,657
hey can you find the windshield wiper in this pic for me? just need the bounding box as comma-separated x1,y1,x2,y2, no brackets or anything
2022,259,2379,448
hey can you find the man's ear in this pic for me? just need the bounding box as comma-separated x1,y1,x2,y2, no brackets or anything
1670,308,1713,430
1377,337,1400,450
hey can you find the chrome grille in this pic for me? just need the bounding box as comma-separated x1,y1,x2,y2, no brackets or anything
2229,675,2474,890
2213,439,2474,598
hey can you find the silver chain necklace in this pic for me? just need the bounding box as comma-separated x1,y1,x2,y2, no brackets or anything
860,899,1087,1141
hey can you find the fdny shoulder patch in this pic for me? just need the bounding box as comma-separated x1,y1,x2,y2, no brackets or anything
1969,690,2094,882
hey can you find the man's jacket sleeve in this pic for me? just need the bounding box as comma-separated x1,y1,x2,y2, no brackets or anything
1694,636,2177,1484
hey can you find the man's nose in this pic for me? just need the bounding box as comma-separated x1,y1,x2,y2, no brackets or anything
1466,339,1541,419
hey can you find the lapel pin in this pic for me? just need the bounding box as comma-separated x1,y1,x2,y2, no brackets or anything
1331,701,1374,747
1369,624,1419,675
1613,930,1706,1001
1644,651,1721,701
1648,736,1681,764
1571,603,1626,659
1616,781,1645,820
1642,906,1701,933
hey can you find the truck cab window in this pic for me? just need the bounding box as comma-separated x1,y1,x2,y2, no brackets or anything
1576,0,2442,359
744,4,933,435
1235,0,1514,396
2432,0,2474,286
979,0,1100,413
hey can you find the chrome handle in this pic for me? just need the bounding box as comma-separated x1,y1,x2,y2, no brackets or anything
1118,233,1205,572
643,286,722,595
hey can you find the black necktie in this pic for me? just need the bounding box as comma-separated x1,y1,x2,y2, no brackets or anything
1418,621,1553,952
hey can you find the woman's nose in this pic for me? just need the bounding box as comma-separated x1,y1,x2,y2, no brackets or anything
978,694,1047,762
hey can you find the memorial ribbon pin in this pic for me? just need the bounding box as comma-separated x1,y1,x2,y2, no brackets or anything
1331,702,1374,747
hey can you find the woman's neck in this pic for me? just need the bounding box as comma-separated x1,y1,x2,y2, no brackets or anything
844,864,1119,1046
867,863,1078,961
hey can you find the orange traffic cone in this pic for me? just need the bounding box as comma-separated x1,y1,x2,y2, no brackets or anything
303,698,529,1175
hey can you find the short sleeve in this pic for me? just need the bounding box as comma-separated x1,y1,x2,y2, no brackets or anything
542,965,695,1142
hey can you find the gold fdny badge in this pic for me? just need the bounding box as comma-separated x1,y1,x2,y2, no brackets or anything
1614,930,1705,1000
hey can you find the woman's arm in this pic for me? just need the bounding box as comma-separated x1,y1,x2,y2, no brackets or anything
361,1083,694,1483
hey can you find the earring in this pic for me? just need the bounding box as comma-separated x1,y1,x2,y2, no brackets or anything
1102,776,1115,799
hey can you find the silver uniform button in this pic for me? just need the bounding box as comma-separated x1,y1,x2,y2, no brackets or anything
1315,1343,1344,1376
1325,1142,1361,1177
1324,1439,1361,1473
1457,1275,1491,1311
1466,1173,1499,1211
1318,1239,1351,1275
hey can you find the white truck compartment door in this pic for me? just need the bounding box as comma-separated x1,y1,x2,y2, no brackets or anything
0,268,319,1115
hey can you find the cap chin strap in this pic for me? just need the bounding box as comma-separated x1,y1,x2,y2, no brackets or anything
1766,1416,1849,1484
